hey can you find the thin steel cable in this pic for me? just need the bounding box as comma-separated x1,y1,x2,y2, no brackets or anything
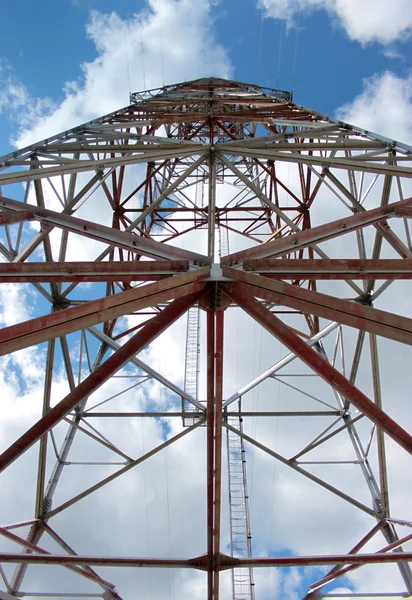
139,4,147,89
122,0,132,95
156,0,165,86
275,19,284,89
163,447,175,599
159,346,176,600
236,309,239,391
249,323,263,508
183,8,188,81
252,326,263,443
257,2,265,85
248,322,257,502
291,10,301,95
266,335,282,596
140,408,153,599
179,316,185,558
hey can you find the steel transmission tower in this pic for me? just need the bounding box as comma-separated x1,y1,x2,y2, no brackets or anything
0,77,411,599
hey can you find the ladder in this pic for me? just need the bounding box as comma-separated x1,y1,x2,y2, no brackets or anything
218,218,229,259
221,228,255,600
181,172,207,427
195,172,206,228
182,305,202,426
226,405,255,600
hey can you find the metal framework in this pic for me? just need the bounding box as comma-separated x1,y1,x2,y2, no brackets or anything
0,77,411,599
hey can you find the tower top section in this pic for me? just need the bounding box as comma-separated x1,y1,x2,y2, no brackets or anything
130,76,293,105
126,76,411,153
127,76,329,146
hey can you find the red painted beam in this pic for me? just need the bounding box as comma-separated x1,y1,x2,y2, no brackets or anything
244,258,412,280
309,522,382,589
225,287,412,455
223,147,412,180
0,526,115,590
0,260,189,282
213,310,224,555
0,553,192,568
0,287,207,472
206,310,215,600
0,211,36,226
213,310,224,600
308,531,412,590
223,267,412,347
0,195,209,263
221,196,412,264
0,551,410,569
232,552,412,569
0,147,205,186
0,267,209,356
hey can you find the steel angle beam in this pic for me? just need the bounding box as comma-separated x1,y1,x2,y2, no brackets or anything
243,258,412,279
0,146,207,185
225,288,412,455
0,288,207,472
0,259,190,282
0,269,209,355
0,195,209,263
223,268,412,346
222,196,412,263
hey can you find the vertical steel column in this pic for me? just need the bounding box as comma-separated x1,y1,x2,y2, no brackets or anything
206,307,224,600
206,310,216,600
208,151,217,261
35,336,55,517
213,310,224,600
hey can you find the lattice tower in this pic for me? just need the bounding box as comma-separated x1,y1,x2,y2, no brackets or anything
0,78,411,600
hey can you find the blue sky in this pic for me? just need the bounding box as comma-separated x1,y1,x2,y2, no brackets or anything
0,0,411,158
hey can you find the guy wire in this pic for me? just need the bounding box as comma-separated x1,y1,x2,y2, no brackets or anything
257,2,264,85
291,10,301,95
139,2,147,89
122,0,132,95
275,19,284,90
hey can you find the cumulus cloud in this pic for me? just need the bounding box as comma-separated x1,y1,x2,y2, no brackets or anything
260,0,412,45
0,60,53,128
14,0,231,149
336,71,412,144
260,0,325,23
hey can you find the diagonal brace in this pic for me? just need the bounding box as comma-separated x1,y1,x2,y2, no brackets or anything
223,268,412,347
0,268,209,356
0,287,207,472
225,286,412,455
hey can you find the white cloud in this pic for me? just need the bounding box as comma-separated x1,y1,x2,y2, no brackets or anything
14,0,231,149
0,69,53,128
260,0,412,45
336,71,412,144
0,57,54,133
260,0,325,23
333,0,412,45
0,78,27,114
